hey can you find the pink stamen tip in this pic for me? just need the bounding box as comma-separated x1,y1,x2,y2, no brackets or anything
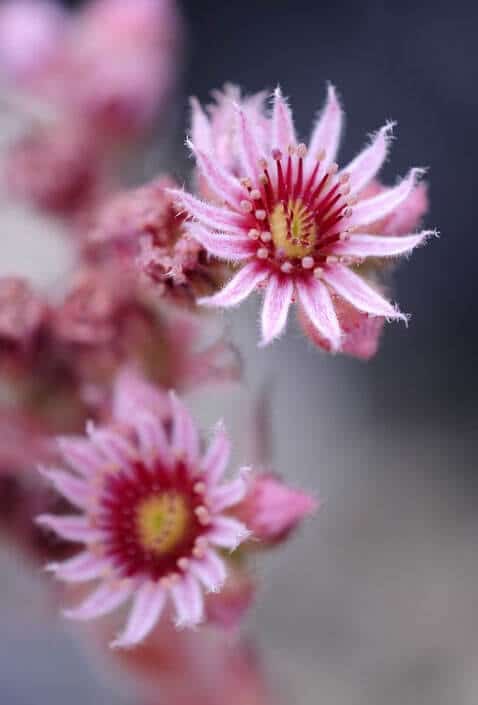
281,262,293,274
248,228,260,239
255,210,267,220
328,163,339,175
313,267,324,279
316,148,326,161
326,255,339,264
240,200,253,213
272,149,282,161
260,231,272,242
301,256,314,269
257,247,269,259
251,189,262,200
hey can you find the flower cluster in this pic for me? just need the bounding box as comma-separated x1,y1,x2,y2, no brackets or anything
0,3,434,703
0,0,182,219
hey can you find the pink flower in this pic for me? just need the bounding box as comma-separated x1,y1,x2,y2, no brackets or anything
5,124,104,217
0,0,65,85
65,0,182,139
85,178,225,303
175,86,434,350
37,373,250,647
0,277,46,348
234,472,318,545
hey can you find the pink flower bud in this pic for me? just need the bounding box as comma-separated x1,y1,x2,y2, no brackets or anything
235,472,318,545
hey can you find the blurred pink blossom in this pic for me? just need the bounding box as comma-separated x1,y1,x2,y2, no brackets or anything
4,124,104,217
38,371,251,646
0,0,65,85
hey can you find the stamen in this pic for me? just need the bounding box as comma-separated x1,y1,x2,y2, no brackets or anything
297,143,307,158
248,228,260,239
240,200,253,213
250,189,262,200
260,231,272,242
257,247,269,259
280,262,293,274
313,267,324,279
301,256,314,269
255,209,267,221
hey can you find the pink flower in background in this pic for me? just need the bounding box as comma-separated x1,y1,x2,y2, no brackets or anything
0,0,65,85
4,125,104,217
235,472,318,545
38,372,250,647
85,177,226,302
175,86,433,350
0,277,47,348
66,0,182,139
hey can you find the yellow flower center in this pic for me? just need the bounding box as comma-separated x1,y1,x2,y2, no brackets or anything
136,492,191,555
269,199,317,259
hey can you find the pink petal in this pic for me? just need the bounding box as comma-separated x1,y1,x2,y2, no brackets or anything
201,421,230,485
170,574,204,626
111,581,166,648
189,549,227,593
382,182,429,236
182,573,204,624
296,277,341,351
63,580,133,621
58,437,104,478
170,392,199,465
207,516,250,550
343,122,394,195
39,467,89,509
235,106,265,182
260,274,294,346
46,551,109,583
170,189,247,235
198,261,268,308
305,84,343,172
209,467,250,512
190,97,212,155
185,222,252,261
331,230,432,258
239,473,318,543
134,410,174,470
271,86,297,153
36,515,104,544
188,140,245,207
113,366,170,425
347,168,424,229
322,264,406,320
87,424,137,469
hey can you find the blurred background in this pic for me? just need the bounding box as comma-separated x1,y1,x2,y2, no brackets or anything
1,0,477,703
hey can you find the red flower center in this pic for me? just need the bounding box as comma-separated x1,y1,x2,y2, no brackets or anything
97,460,208,581
241,146,354,275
